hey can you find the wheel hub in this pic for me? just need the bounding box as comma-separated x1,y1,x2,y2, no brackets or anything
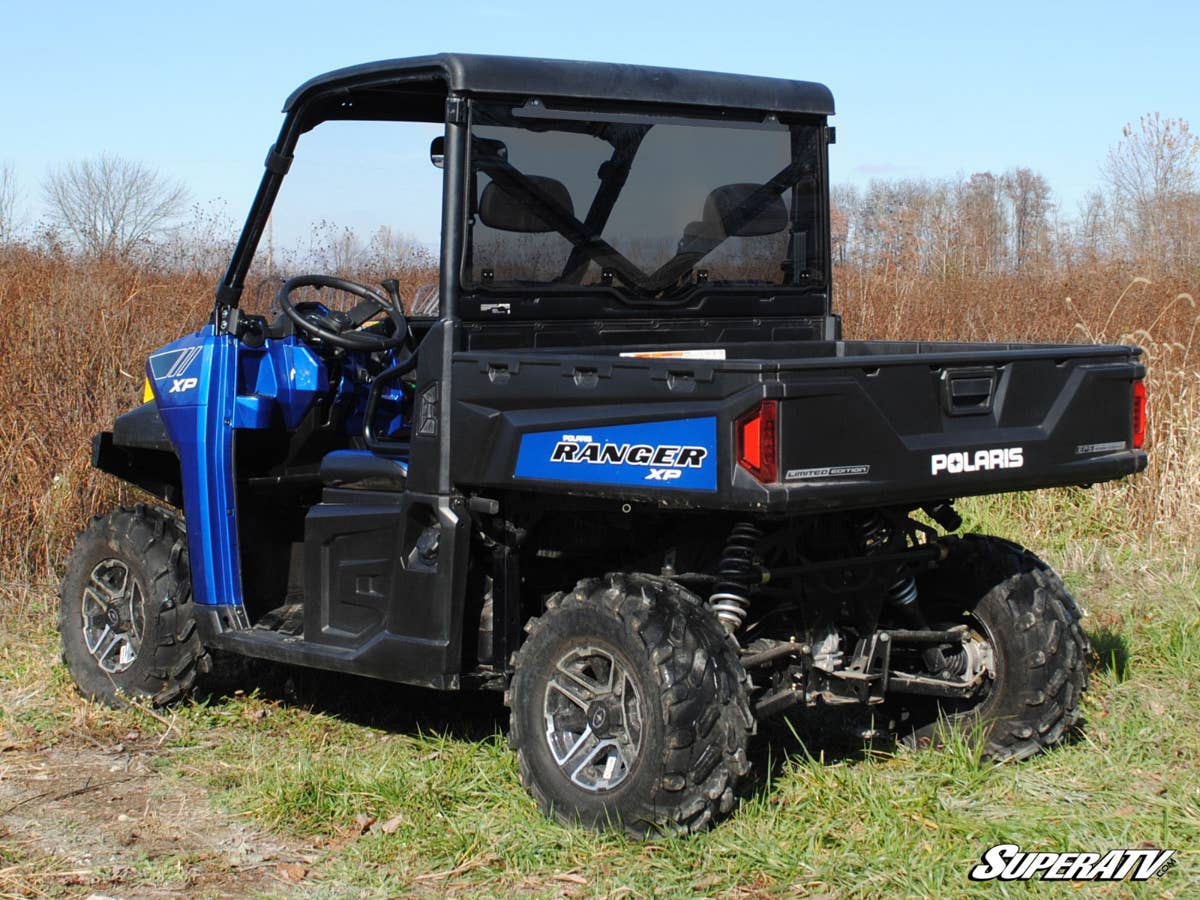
961,631,996,684
543,645,643,793
587,703,611,734
80,558,145,674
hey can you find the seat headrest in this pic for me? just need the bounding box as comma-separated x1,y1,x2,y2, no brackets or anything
702,183,788,237
479,176,574,233
678,219,722,252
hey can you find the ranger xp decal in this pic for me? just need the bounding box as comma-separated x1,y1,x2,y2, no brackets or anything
148,343,206,398
515,418,717,491
148,345,203,381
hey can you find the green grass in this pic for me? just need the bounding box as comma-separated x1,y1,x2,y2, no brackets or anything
2,498,1198,897
168,636,1200,898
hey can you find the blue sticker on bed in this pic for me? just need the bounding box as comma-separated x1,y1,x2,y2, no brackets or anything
515,417,718,491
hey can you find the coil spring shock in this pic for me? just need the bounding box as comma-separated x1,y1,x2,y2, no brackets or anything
859,513,947,672
859,514,918,605
885,565,920,610
709,522,764,634
858,514,891,553
940,647,969,677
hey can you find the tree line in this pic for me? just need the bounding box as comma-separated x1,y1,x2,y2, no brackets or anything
833,114,1199,278
0,113,1196,277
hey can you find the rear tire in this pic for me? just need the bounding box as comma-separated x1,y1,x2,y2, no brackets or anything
59,505,209,708
900,535,1089,760
508,573,753,836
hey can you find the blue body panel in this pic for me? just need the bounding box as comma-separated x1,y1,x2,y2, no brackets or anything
515,417,718,491
148,327,329,619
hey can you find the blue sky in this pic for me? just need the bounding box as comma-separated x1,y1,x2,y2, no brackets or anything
3,0,1198,247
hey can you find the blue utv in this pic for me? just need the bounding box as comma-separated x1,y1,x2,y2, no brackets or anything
60,54,1147,835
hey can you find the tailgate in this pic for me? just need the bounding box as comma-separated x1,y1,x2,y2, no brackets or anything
771,345,1147,509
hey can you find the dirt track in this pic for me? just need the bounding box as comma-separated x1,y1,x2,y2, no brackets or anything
0,735,317,898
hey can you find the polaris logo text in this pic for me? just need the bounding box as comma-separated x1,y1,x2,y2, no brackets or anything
931,446,1023,476
969,843,1175,882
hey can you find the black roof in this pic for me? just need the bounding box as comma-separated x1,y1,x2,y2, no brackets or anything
283,53,834,117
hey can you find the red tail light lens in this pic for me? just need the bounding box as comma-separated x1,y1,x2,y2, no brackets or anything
736,400,778,483
1132,380,1147,449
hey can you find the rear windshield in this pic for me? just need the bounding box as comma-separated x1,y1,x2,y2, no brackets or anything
465,101,826,302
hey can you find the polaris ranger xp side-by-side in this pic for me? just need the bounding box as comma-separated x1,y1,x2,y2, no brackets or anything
61,54,1148,835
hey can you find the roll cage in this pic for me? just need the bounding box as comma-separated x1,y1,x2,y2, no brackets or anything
213,53,835,324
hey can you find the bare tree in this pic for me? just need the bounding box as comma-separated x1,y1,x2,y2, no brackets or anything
829,183,857,267
854,179,926,274
1101,113,1200,270
1067,190,1109,266
0,162,19,245
922,179,958,279
958,172,1009,275
43,154,188,259
1002,168,1052,273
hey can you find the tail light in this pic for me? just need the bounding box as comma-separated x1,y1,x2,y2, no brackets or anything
1132,380,1147,449
736,400,778,483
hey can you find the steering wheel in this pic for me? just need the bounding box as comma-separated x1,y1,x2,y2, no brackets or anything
277,274,410,353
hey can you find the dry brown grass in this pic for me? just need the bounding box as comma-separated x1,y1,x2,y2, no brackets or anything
0,248,1195,583
1,249,211,579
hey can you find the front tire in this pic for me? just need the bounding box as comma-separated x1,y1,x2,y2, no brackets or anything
59,505,209,707
508,573,753,836
901,535,1089,760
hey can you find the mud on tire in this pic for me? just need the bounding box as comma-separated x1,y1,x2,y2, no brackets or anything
507,573,754,836
902,534,1090,760
59,505,210,707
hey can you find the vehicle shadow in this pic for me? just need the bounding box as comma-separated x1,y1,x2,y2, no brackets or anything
193,640,1120,804
1087,626,1131,682
195,655,508,743
193,656,878,778
742,710,896,801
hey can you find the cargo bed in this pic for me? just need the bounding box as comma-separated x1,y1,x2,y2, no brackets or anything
450,339,1147,513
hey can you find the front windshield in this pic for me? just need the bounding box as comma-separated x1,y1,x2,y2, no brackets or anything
466,101,826,301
